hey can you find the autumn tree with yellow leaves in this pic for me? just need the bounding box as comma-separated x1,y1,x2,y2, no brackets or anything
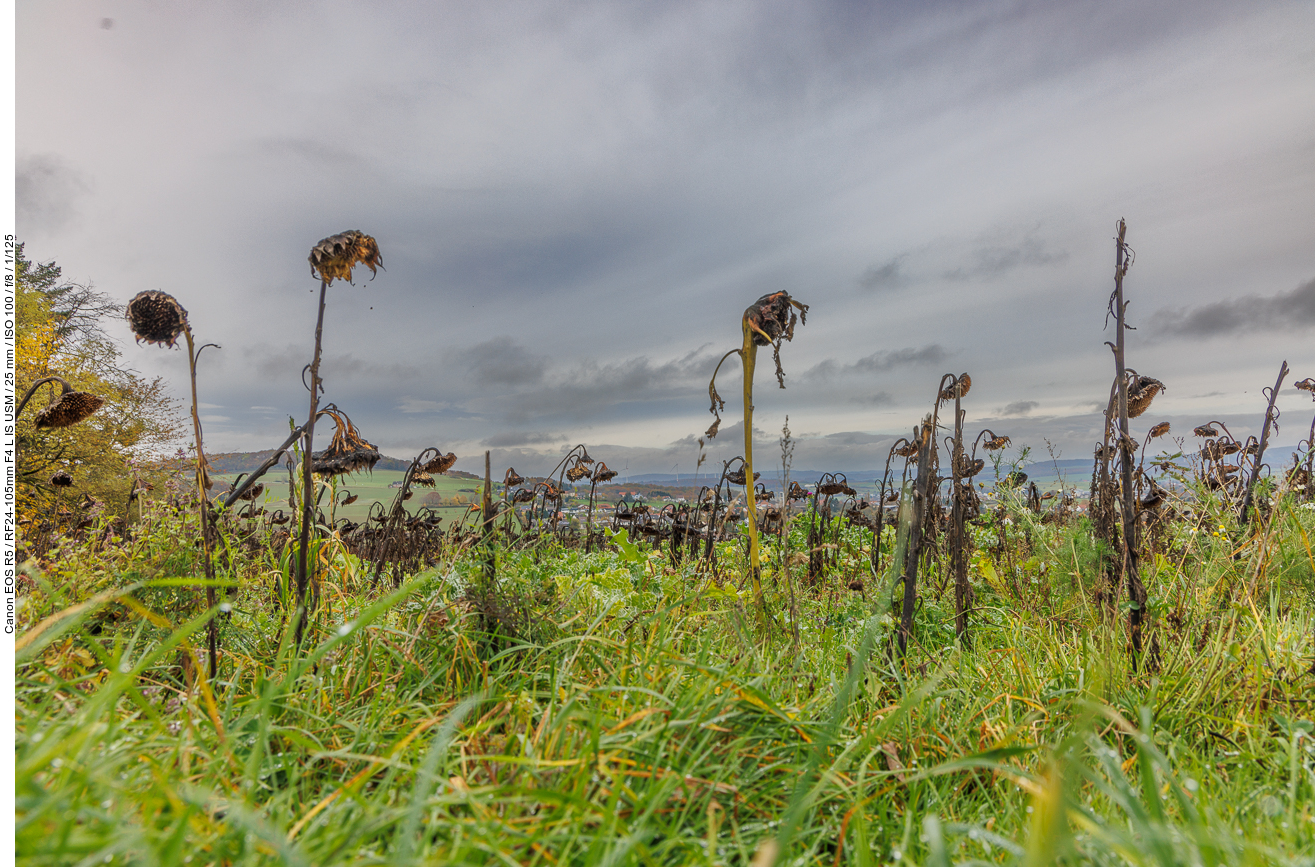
16,243,182,528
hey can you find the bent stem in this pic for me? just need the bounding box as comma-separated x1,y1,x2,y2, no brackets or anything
15,376,74,419
182,325,219,679
295,279,329,645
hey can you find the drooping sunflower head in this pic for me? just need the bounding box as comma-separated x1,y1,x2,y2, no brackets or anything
308,230,384,285
33,387,105,429
593,462,618,484
938,373,972,403
423,452,459,475
743,291,808,346
127,290,189,347
1193,425,1218,438
50,470,74,488
1149,422,1171,439
311,408,381,477
1127,376,1165,418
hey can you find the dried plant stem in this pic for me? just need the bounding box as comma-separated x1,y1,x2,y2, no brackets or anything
1111,219,1147,667
740,324,764,612
181,325,219,679
898,416,934,660
15,376,72,418
1239,360,1289,527
220,421,312,508
295,279,329,645
950,401,970,647
482,451,495,591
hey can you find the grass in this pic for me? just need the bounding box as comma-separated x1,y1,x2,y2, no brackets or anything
13,487,1315,865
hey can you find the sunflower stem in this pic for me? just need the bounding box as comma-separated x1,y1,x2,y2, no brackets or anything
182,325,219,680
740,323,765,616
295,279,329,645
14,376,73,419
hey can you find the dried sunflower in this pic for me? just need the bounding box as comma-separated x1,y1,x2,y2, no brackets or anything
593,462,618,483
1295,377,1315,394
311,409,380,476
32,388,105,429
1002,471,1028,487
566,463,592,482
954,454,985,478
983,435,1011,452
504,468,525,488
787,481,809,501
743,290,810,388
308,230,384,285
126,290,189,347
512,488,535,504
1126,376,1165,418
725,467,761,486
938,373,972,403
1148,422,1171,438
50,470,74,488
1193,425,1218,438
423,452,458,475
412,471,436,488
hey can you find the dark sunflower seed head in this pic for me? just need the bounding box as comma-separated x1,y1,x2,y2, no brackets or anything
423,452,458,475
33,390,105,429
127,290,189,347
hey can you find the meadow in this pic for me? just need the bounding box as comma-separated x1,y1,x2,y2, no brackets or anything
14,227,1315,865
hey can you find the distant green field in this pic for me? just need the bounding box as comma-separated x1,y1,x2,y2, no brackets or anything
217,469,488,524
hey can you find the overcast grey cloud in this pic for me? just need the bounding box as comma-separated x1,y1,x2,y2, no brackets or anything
1000,400,1040,417
1152,276,1315,338
16,1,1315,477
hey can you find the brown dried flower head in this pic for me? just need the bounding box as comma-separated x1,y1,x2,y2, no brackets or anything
566,464,592,482
512,488,536,504
311,408,381,477
1149,422,1171,438
33,389,105,429
593,462,618,483
341,493,359,505
725,467,761,486
983,435,1011,452
744,290,810,388
893,440,919,458
127,290,189,347
1296,378,1315,397
938,373,972,403
1002,471,1028,487
412,471,436,488
954,454,985,478
423,452,459,475
787,481,809,501
50,469,74,488
743,291,808,346
504,468,526,488
1193,425,1218,437
1127,376,1165,418
308,230,384,285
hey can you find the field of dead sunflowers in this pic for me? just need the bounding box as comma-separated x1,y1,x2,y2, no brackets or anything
14,226,1315,866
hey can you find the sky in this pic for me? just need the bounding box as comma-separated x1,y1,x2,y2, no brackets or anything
16,1,1315,477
